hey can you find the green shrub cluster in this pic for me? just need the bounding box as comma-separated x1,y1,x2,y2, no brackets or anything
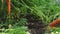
0,0,60,34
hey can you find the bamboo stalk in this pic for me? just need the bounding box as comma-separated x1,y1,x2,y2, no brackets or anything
6,0,11,14
1,0,3,10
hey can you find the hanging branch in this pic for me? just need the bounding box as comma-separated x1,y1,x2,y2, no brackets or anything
6,0,11,14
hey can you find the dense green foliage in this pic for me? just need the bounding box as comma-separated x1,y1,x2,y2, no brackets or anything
0,0,60,34
11,0,60,25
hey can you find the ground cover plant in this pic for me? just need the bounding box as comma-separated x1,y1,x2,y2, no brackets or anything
0,0,60,34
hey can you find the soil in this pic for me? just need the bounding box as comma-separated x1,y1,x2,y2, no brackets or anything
25,14,47,34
